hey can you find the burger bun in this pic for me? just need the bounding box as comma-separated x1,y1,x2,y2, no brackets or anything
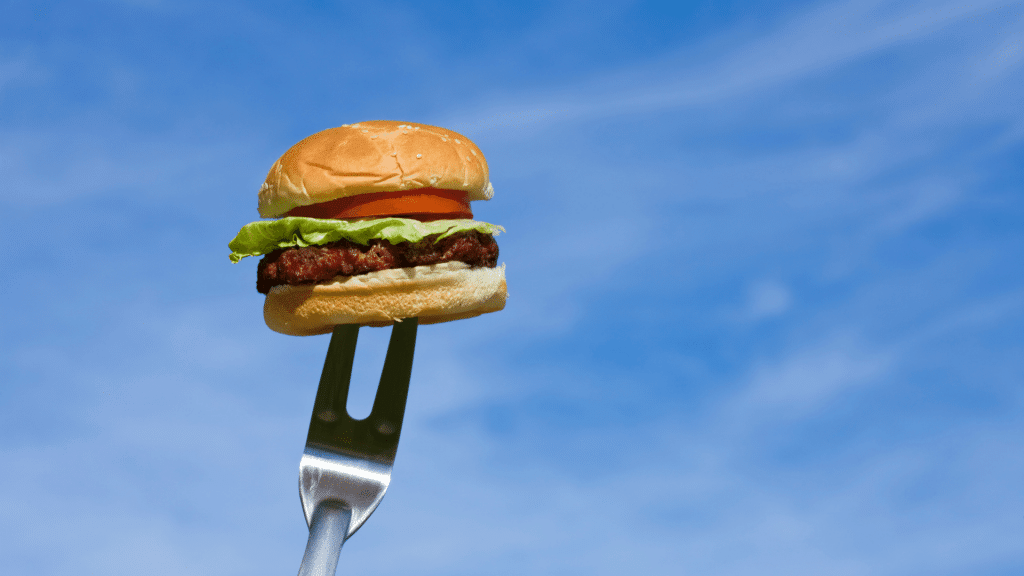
258,121,494,218
264,262,507,335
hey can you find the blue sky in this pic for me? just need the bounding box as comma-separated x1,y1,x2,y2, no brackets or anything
2,0,1023,574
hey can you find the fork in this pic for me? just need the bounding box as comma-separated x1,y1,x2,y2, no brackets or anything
296,318,418,576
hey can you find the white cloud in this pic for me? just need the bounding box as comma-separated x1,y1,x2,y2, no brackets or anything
0,125,269,207
0,54,43,92
447,0,1018,133
4,1,1022,574
746,279,793,320
727,341,892,423
973,14,1024,79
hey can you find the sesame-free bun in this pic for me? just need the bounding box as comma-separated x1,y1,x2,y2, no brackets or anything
258,121,494,218
264,262,507,336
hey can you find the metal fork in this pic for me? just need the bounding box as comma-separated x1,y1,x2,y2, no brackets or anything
296,318,418,576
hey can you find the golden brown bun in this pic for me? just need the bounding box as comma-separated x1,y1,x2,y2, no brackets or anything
263,262,507,335
258,121,494,218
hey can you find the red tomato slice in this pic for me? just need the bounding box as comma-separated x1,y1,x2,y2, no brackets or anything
284,188,473,220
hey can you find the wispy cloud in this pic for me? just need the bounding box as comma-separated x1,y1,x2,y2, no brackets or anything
435,1,1024,354
3,1,1022,574
449,0,1021,131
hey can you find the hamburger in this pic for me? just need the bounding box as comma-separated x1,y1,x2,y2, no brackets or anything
228,121,507,336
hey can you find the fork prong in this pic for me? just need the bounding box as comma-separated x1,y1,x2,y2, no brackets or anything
367,317,418,446
311,323,359,426
296,318,417,576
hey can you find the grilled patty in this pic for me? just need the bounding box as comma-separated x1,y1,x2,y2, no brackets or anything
256,230,498,294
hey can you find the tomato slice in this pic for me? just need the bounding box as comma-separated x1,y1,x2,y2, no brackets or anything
284,188,473,220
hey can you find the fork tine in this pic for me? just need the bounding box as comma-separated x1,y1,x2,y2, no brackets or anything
296,318,418,575
368,317,418,444
311,323,359,425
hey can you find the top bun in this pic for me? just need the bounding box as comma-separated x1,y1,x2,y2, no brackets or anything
258,121,494,218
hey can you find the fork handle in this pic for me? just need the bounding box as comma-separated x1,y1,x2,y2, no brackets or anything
298,502,352,576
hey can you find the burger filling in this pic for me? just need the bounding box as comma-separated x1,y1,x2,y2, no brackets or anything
229,215,504,293
256,230,498,294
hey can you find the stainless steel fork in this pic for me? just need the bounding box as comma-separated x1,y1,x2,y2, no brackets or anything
296,318,418,576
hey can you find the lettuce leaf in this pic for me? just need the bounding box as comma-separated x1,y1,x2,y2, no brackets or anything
228,217,505,263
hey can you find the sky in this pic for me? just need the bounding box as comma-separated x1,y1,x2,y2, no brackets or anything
2,0,1023,574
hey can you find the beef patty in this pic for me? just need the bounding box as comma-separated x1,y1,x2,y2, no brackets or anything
256,230,498,294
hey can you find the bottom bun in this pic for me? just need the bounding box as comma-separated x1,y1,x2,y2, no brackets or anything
263,261,507,336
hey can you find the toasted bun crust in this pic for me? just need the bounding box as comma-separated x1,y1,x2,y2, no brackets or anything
263,262,507,335
258,121,493,218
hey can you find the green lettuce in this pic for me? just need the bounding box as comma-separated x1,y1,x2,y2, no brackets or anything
228,217,504,263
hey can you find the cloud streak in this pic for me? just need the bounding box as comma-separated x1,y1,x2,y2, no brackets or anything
2,1,1023,574
448,0,1021,131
